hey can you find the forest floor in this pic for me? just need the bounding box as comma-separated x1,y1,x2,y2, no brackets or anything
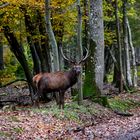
0,84,140,140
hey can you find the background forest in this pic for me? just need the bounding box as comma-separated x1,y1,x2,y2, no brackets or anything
0,0,140,101
0,0,140,139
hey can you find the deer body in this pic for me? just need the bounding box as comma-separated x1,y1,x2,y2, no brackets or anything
33,67,80,109
33,47,89,109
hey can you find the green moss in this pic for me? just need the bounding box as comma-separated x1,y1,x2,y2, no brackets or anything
83,72,95,97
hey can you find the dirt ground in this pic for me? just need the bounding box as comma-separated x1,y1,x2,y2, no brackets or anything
0,84,140,140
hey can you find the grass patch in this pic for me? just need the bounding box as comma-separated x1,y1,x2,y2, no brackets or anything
29,101,103,123
0,131,11,137
12,127,24,134
9,116,20,122
108,97,140,112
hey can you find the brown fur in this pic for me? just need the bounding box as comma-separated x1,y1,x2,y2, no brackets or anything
33,66,81,109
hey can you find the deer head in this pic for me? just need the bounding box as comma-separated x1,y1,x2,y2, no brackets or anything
60,46,89,74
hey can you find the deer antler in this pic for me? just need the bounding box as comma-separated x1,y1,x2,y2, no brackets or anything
78,48,89,64
60,46,75,63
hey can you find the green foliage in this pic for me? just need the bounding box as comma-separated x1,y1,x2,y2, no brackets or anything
92,96,110,107
15,65,25,78
0,65,16,85
31,101,107,123
128,0,140,46
109,97,140,111
12,127,24,134
0,131,11,138
106,73,114,83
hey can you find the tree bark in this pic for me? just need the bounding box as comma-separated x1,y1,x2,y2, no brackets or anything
126,18,137,87
122,0,132,87
89,0,105,92
21,7,41,74
37,10,51,72
114,0,123,92
45,0,60,71
21,7,48,73
3,26,36,102
77,0,83,105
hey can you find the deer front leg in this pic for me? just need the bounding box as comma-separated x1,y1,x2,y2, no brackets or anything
59,91,65,109
55,92,60,105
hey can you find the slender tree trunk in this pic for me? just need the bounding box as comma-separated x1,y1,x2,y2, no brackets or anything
26,36,41,74
45,0,60,71
37,10,51,72
21,7,48,73
126,18,137,87
83,0,89,49
52,19,64,70
89,0,105,92
114,0,123,92
21,7,41,74
35,9,49,72
122,0,132,87
77,0,83,105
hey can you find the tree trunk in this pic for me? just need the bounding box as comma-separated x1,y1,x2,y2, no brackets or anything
83,40,96,97
122,0,132,87
114,0,123,92
126,18,137,87
3,26,36,102
77,0,83,105
21,7,48,73
45,0,60,71
83,0,89,49
89,0,105,92
21,7,41,74
37,10,51,72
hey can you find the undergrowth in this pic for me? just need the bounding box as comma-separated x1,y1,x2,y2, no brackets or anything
24,101,103,124
108,96,140,112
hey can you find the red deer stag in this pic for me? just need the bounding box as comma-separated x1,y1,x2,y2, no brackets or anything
33,47,89,109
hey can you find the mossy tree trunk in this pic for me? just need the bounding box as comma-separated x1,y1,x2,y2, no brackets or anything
77,0,83,105
89,0,105,93
83,40,98,97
